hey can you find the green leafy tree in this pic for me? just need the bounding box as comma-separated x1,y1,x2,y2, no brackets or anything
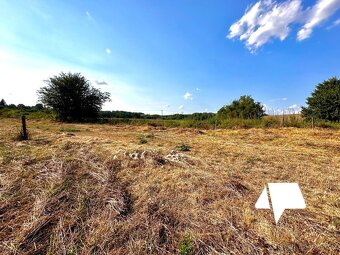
301,77,340,121
217,95,265,119
0,98,6,107
17,104,26,109
34,103,44,110
37,72,110,121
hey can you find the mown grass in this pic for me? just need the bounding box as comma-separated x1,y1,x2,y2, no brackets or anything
0,118,339,254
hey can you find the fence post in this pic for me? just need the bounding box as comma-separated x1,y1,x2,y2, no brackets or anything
281,112,285,127
21,115,28,140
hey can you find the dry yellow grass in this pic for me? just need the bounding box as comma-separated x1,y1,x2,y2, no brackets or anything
0,118,339,254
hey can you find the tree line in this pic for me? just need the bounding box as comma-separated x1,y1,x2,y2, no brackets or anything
99,111,215,121
1,72,339,122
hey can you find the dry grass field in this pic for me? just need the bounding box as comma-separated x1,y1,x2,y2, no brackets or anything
0,118,339,254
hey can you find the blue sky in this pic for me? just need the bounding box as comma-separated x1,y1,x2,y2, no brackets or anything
0,0,339,114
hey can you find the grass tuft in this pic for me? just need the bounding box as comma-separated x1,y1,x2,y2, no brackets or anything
179,235,192,255
138,136,148,144
177,143,191,152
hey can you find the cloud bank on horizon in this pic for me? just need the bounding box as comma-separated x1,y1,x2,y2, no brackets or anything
228,0,340,51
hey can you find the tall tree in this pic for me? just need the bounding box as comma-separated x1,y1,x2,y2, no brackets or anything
217,95,265,119
0,98,6,107
301,77,340,121
37,72,110,121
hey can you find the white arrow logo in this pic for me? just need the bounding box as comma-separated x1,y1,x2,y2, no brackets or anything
255,183,306,223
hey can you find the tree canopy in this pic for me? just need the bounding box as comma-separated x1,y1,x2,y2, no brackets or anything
0,99,6,107
301,77,340,121
37,72,110,121
217,95,265,119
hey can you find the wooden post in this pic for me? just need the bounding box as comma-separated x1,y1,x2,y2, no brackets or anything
281,112,285,127
312,116,314,129
21,115,28,140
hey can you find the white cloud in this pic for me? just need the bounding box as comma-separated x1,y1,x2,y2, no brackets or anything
196,87,200,91
228,0,302,51
178,105,184,110
163,104,170,108
228,1,263,40
0,50,10,62
94,79,109,86
184,92,193,100
334,18,340,26
228,0,340,51
274,108,289,115
30,6,52,20
288,104,301,113
328,18,340,29
106,48,111,54
270,97,288,102
85,11,93,20
298,0,340,40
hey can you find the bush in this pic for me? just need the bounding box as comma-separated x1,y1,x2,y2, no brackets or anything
315,120,340,128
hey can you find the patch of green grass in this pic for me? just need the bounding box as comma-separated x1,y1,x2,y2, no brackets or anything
82,196,91,208
145,133,155,139
179,235,192,255
246,157,261,165
66,246,78,255
333,217,340,228
139,136,148,144
47,233,56,255
178,143,191,152
60,128,81,132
